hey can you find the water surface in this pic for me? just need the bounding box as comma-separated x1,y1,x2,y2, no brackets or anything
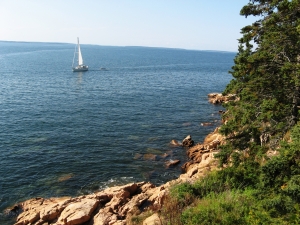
0,41,234,224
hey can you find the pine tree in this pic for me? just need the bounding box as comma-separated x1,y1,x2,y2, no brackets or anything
221,0,300,153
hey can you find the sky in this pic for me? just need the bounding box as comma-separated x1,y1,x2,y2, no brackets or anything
0,0,258,52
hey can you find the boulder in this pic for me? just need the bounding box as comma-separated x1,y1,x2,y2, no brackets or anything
15,210,40,225
207,93,224,104
105,190,130,212
187,144,205,162
15,198,49,225
181,161,194,173
40,198,72,222
56,198,99,225
182,135,194,147
143,213,162,225
208,93,238,104
119,193,149,216
92,208,118,225
203,128,224,144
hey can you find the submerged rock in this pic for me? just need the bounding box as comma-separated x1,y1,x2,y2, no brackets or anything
160,153,169,159
133,153,143,160
200,122,213,126
169,139,181,146
165,159,180,168
58,173,74,182
143,154,158,161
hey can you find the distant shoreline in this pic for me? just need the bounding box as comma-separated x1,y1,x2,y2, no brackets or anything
0,40,238,53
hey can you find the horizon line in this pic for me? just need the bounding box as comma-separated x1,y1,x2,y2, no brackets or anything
0,40,238,53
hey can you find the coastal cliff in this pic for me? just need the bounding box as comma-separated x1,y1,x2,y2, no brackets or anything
9,94,227,225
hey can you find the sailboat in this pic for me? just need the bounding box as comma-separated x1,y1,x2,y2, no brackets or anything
72,37,88,72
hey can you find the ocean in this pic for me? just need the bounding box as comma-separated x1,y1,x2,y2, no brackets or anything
0,41,235,224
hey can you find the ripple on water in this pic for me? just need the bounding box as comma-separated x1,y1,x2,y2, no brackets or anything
0,43,234,215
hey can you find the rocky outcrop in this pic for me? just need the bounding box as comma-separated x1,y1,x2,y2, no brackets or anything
208,93,238,104
181,127,225,173
14,182,160,225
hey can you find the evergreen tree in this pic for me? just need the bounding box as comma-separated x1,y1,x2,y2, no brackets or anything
221,0,300,154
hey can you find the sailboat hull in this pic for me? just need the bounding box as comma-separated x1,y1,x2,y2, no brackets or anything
72,65,89,72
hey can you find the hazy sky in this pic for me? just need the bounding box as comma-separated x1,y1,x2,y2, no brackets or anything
0,0,257,51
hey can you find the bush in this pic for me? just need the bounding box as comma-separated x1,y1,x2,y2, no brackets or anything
282,175,300,202
170,183,195,204
181,191,251,225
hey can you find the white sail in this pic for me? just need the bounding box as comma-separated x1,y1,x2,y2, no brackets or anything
77,38,83,66
72,37,88,72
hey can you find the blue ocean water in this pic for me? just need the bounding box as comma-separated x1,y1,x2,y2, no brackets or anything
0,41,235,223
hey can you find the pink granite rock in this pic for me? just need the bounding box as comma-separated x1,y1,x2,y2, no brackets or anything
57,198,99,225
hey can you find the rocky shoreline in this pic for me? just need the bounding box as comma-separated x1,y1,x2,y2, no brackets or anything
7,93,228,225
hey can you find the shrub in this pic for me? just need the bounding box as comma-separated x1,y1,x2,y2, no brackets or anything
169,182,195,204
181,191,251,225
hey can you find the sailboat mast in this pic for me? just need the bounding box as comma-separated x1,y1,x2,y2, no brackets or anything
77,37,83,66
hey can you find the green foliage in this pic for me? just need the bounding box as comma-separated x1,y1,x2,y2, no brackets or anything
231,151,242,167
261,195,295,217
190,161,260,199
261,123,300,190
161,184,196,225
181,190,289,225
221,0,300,153
181,191,251,225
261,156,290,189
169,183,195,206
215,144,233,166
